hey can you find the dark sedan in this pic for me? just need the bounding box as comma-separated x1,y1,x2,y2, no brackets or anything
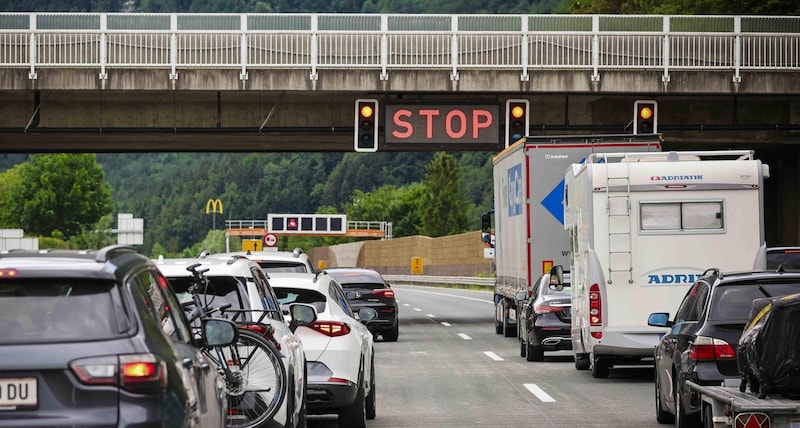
518,270,572,361
323,268,399,342
0,245,237,428
648,268,800,428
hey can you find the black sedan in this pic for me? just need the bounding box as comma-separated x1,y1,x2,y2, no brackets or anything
323,267,399,342
518,270,572,361
648,268,800,428
0,245,237,428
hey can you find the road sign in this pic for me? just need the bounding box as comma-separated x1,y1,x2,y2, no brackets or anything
263,233,278,247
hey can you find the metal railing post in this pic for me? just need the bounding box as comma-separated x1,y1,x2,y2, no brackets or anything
169,14,178,82
28,13,37,80
662,16,670,89
591,15,600,83
733,16,742,85
520,16,529,82
450,15,459,81
310,14,318,81
240,14,248,84
99,13,108,81
380,14,388,81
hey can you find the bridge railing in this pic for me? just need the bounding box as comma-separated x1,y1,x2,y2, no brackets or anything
1,13,798,81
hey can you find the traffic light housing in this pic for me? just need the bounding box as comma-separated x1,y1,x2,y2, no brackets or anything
505,99,529,147
634,100,657,135
354,99,379,152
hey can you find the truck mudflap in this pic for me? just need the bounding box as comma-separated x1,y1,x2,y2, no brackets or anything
687,380,800,428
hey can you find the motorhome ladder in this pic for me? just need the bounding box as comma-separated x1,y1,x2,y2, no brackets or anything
603,153,633,284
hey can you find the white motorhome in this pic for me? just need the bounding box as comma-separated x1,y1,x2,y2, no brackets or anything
564,150,768,378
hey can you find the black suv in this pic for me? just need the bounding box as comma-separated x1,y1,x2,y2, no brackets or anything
0,245,237,427
324,267,399,342
648,268,800,428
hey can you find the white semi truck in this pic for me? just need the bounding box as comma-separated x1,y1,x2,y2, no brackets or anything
480,134,661,340
564,150,770,378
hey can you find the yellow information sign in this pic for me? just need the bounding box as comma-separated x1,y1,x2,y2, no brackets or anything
242,240,262,252
318,260,327,269
411,257,423,274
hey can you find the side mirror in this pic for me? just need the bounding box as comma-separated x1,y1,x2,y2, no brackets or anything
345,291,360,300
356,307,378,323
289,303,318,333
647,312,672,328
480,211,494,248
515,291,527,301
202,318,238,347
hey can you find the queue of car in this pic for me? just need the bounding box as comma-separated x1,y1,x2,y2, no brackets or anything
0,245,398,428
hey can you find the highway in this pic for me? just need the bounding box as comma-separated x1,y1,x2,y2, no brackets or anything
308,284,663,428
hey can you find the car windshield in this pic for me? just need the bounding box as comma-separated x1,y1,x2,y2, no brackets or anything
709,282,800,321
0,278,124,344
274,287,327,314
258,262,308,273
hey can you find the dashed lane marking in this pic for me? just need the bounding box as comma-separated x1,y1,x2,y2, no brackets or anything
441,322,452,327
524,384,556,402
484,351,503,361
457,333,472,340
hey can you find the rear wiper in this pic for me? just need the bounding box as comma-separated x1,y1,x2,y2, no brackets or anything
758,284,772,298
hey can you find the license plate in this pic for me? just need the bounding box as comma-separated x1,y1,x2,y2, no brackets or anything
0,377,37,410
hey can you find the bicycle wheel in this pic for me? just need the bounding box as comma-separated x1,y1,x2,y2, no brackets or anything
206,328,287,428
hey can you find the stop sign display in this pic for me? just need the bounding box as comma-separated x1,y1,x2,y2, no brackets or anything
385,104,499,144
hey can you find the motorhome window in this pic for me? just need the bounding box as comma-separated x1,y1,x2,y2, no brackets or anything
640,201,723,232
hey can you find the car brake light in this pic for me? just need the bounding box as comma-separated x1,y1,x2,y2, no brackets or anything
533,304,564,315
70,354,166,394
373,289,395,298
689,336,737,361
0,269,19,277
240,324,268,335
309,321,351,337
589,283,602,339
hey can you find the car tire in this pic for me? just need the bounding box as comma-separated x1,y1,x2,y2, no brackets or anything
591,354,610,379
574,353,590,370
526,342,544,362
338,376,366,428
702,403,714,428
655,370,675,424
674,379,701,428
366,359,376,420
383,322,399,342
520,340,527,358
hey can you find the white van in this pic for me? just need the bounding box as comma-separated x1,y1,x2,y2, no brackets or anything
564,150,769,378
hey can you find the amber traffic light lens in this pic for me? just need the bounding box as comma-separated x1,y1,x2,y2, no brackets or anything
511,105,525,119
639,106,653,120
360,105,374,118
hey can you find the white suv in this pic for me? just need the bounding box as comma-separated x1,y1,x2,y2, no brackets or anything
215,248,315,274
155,254,309,428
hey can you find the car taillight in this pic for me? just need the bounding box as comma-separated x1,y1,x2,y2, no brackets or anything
373,289,395,298
239,324,282,350
70,354,166,394
688,336,737,361
589,284,602,338
309,321,351,337
533,304,565,315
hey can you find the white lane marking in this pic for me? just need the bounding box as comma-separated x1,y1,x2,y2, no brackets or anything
414,308,422,312
403,303,411,307
484,351,503,361
457,333,472,340
441,322,452,327
427,313,436,318
397,287,492,304
524,384,556,402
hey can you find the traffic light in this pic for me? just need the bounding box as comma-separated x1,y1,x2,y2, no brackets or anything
634,100,657,135
354,99,379,152
505,99,529,147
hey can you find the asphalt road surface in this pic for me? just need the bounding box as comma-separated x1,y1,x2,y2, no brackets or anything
308,284,664,428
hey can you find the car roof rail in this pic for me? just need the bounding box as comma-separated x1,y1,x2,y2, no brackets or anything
198,249,211,259
292,247,304,258
226,254,250,265
95,245,140,262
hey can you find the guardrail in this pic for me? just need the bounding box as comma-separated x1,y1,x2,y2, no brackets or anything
1,13,798,83
384,274,494,289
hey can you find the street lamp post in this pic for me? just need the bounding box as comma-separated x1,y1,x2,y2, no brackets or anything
205,199,223,230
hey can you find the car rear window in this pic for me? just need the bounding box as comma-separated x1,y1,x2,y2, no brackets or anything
0,279,124,343
766,249,800,272
710,282,800,321
274,287,327,314
167,275,252,321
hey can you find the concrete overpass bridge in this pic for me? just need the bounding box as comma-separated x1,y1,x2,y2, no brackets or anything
0,12,799,152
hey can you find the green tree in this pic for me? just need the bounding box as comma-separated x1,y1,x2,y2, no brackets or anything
7,154,113,239
344,184,423,238
418,152,470,237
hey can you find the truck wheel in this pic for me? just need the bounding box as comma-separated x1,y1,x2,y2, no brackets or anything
520,340,526,358
574,353,590,370
495,321,503,335
591,355,610,378
503,321,515,337
702,404,714,428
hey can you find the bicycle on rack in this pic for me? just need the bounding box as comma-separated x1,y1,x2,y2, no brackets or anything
182,263,288,428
